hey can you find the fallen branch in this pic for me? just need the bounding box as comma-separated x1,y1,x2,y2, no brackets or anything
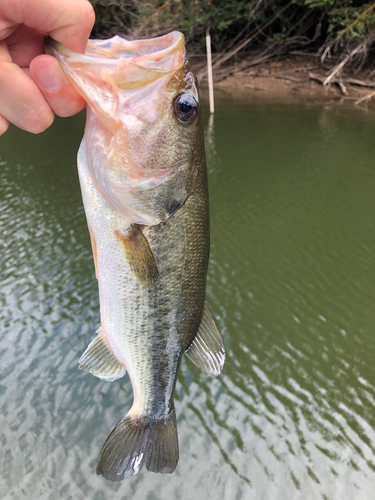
345,77,375,88
338,77,348,96
309,72,375,95
323,33,375,86
355,90,375,105
197,1,293,80
309,72,347,95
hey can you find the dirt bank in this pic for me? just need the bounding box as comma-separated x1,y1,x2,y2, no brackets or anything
190,53,375,105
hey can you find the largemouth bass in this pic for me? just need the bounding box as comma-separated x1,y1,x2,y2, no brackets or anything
47,32,225,481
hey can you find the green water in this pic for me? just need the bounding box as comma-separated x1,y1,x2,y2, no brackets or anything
1,97,375,499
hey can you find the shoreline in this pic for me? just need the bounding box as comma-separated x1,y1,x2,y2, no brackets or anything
190,54,375,105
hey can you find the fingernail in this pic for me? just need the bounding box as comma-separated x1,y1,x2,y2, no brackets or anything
35,63,63,91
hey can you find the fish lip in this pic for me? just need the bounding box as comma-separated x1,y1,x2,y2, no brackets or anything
45,31,185,67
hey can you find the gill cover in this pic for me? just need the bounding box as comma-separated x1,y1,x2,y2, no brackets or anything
46,32,201,225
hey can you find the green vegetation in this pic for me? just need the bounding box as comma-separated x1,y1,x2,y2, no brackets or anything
90,0,375,65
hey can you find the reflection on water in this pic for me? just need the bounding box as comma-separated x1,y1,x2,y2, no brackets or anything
1,98,375,499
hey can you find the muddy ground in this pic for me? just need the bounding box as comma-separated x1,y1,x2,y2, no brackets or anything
190,53,375,105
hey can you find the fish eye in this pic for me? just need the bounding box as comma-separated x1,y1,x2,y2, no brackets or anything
173,93,198,124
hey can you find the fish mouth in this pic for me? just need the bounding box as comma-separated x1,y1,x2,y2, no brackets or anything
46,31,184,61
45,32,186,130
45,32,185,91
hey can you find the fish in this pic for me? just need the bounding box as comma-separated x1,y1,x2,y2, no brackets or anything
46,31,225,481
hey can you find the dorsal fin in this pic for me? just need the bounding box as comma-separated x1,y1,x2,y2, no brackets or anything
115,225,159,286
79,328,126,382
185,301,225,378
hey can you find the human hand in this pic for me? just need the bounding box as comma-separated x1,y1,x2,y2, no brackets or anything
0,0,95,135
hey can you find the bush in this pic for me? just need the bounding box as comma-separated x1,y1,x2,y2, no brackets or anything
89,0,375,56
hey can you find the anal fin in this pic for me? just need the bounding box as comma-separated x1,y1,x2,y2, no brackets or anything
185,301,225,378
79,328,126,382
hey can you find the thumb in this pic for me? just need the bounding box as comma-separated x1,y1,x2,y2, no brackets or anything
30,55,86,117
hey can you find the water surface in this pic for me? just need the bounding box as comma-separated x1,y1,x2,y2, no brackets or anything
1,97,375,499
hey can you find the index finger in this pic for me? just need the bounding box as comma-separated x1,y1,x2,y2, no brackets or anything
0,0,95,53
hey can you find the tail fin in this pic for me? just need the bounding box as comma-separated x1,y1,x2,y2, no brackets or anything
96,409,179,481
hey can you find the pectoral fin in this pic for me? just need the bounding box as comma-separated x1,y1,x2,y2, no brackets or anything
79,328,126,382
185,301,225,378
115,225,159,286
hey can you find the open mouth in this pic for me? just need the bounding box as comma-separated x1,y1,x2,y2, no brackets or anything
45,32,185,91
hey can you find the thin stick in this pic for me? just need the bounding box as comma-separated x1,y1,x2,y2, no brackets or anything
323,43,364,86
197,1,292,80
355,90,375,105
206,29,214,114
323,33,375,86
